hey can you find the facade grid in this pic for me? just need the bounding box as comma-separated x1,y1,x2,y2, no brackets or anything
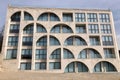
1,6,120,73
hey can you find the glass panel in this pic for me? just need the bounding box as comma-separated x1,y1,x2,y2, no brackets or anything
38,13,48,21
24,12,33,20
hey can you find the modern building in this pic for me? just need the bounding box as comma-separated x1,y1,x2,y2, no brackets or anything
1,5,120,73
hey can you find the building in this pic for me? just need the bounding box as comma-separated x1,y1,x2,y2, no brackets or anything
1,5,120,73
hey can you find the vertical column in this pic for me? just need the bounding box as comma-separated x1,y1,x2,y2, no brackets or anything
85,12,89,46
61,41,64,72
32,22,36,70
2,8,10,59
110,12,119,59
47,34,49,71
17,10,24,69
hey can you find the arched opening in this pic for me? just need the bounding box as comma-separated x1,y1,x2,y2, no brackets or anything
50,48,61,59
50,36,60,45
23,24,33,34
64,36,87,46
63,48,74,59
51,24,73,33
36,23,47,33
11,11,21,22
37,12,60,21
94,61,117,72
36,36,47,46
24,12,34,20
78,48,102,59
65,61,89,73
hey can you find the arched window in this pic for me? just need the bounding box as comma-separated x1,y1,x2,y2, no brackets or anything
36,24,47,33
63,48,74,59
11,12,21,22
50,48,61,59
64,36,87,46
50,13,60,21
50,36,60,45
36,36,47,46
38,13,60,21
24,12,33,20
94,61,117,72
78,48,101,59
51,24,73,33
23,24,33,34
65,62,88,73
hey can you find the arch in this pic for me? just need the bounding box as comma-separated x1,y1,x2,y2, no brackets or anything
63,48,74,59
23,23,34,34
64,36,87,46
24,11,34,20
65,61,89,73
51,24,73,33
50,48,61,59
78,48,102,59
93,61,117,72
50,36,60,45
37,12,60,21
36,36,47,46
36,23,47,33
11,11,21,22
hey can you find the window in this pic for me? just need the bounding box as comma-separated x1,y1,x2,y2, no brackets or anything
6,49,17,59
35,62,46,70
102,36,113,46
65,62,75,72
63,13,73,22
24,12,33,20
23,24,33,34
51,25,60,33
65,62,88,73
11,12,21,22
76,24,86,33
9,24,19,33
101,24,112,34
36,49,47,59
87,13,98,22
50,13,60,21
21,49,32,59
94,61,117,72
99,13,110,22
104,48,115,58
38,13,60,21
63,49,74,59
20,62,31,70
75,13,86,22
36,24,47,33
50,36,60,45
89,36,100,45
62,25,73,33
51,24,73,33
78,48,101,59
38,13,48,21
8,36,18,46
36,36,47,46
50,48,61,59
64,36,87,46
22,36,33,46
49,62,61,69
88,24,99,33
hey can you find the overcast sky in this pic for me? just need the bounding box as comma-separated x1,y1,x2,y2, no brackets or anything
0,0,120,49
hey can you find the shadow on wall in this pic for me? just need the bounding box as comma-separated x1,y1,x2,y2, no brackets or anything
0,27,3,53
0,36,3,53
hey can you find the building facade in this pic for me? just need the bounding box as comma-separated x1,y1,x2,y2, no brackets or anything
1,6,120,73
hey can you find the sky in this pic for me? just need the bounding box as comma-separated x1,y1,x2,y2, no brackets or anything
0,0,120,49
